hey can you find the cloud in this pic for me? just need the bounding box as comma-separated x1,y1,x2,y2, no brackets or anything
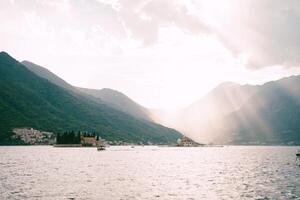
209,0,300,69
117,0,211,45
5,0,300,69
113,0,300,69
112,0,300,69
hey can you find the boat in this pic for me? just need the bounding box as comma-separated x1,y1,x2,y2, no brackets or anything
296,150,300,166
97,145,105,151
96,136,106,151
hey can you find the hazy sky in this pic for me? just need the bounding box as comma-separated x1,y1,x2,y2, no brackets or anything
1,0,300,109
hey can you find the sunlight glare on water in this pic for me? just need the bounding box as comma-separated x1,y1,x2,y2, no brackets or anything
0,146,300,199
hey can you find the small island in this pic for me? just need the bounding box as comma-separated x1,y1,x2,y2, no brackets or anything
55,131,106,148
177,136,201,147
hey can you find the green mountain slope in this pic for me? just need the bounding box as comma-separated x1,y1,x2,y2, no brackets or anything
22,61,152,121
0,52,181,144
77,87,151,121
21,60,75,92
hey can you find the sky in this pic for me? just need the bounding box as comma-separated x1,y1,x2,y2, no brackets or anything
1,0,300,109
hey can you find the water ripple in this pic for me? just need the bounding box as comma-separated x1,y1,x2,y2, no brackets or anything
0,146,300,199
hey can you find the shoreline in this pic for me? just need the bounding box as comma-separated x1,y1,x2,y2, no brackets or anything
0,144,300,147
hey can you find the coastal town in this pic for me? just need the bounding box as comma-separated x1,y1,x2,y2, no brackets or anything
11,127,200,147
13,128,56,145
12,128,110,146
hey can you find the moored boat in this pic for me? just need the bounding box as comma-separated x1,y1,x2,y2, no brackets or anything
97,145,105,151
96,136,106,151
296,150,300,166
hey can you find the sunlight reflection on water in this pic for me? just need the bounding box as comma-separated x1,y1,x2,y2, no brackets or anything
0,146,300,199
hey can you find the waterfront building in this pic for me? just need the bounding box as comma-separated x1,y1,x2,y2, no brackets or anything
177,136,200,147
13,127,55,145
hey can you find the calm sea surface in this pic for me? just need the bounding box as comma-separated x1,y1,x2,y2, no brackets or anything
0,146,300,200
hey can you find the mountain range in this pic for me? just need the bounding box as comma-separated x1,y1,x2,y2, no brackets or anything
1,51,300,145
220,76,300,144
153,76,300,145
0,52,181,144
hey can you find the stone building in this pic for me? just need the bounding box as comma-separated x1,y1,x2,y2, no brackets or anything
177,136,200,147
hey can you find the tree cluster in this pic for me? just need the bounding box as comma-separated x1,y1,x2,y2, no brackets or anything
56,131,81,144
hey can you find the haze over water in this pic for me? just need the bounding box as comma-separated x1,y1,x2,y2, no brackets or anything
1,146,300,200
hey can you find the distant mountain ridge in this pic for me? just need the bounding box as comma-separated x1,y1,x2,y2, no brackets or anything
76,87,152,121
218,75,300,144
0,52,181,144
22,60,75,92
152,82,259,142
21,61,151,121
153,76,300,145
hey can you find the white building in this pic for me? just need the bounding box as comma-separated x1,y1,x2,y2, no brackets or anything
13,127,55,145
